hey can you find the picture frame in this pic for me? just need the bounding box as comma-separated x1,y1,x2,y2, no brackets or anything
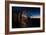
5,1,45,34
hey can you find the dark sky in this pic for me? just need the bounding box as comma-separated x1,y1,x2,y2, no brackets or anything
12,7,40,17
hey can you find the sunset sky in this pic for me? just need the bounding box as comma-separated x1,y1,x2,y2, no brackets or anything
12,7,40,17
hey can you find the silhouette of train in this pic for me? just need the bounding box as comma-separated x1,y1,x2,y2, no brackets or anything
12,11,40,28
